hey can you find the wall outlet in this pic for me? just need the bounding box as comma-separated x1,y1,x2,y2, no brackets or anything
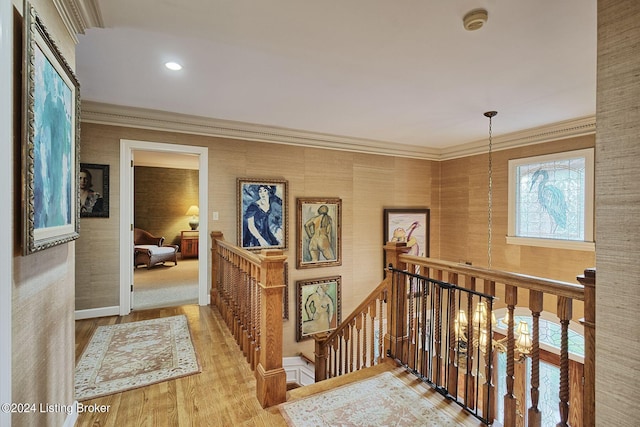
212,211,219,220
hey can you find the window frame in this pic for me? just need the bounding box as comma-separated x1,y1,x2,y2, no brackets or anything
506,148,595,251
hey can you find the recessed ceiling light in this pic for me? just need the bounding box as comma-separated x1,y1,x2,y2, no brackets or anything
165,61,183,71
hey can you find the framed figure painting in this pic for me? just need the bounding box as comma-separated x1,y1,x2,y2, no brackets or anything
296,198,341,269
22,1,80,254
237,178,288,250
383,209,430,266
296,276,341,341
80,163,109,218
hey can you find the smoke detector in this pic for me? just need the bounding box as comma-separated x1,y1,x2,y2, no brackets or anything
463,9,488,31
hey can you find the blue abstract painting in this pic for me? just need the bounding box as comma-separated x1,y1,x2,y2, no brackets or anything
33,43,73,230
23,1,79,254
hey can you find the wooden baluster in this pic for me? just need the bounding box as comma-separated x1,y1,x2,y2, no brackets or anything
481,280,496,424
465,277,477,410
210,231,223,306
383,241,410,360
577,268,595,427
368,300,377,364
331,336,341,377
556,297,572,427
345,324,352,374
503,285,518,427
356,313,363,370
314,332,329,382
251,264,259,370
378,295,384,363
447,273,459,394
255,249,286,408
432,269,443,386
241,261,249,357
528,290,543,427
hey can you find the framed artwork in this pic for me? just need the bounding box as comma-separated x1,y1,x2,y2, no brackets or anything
296,198,341,269
22,1,81,255
507,148,595,250
237,178,288,250
80,163,109,218
383,208,430,266
296,276,341,341
283,262,289,320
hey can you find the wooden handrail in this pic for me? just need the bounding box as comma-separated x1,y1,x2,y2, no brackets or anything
317,241,592,426
321,276,391,345
314,276,390,381
211,231,287,408
399,254,585,301
215,237,262,266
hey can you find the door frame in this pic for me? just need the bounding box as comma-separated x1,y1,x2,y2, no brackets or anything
119,139,209,315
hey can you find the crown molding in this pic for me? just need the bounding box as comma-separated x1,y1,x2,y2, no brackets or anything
81,101,442,160
81,101,595,161
52,0,103,43
440,115,596,160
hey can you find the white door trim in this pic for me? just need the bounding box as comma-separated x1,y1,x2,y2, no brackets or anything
120,139,209,315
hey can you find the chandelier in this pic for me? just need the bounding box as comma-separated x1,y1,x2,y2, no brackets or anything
455,302,533,361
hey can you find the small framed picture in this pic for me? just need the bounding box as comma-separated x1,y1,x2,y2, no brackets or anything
383,208,430,266
237,178,288,250
296,198,342,269
80,163,109,218
296,276,341,341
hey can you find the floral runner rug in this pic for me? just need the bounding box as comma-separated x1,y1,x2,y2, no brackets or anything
279,371,466,427
75,315,200,401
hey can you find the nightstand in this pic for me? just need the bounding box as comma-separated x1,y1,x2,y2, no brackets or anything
181,230,199,259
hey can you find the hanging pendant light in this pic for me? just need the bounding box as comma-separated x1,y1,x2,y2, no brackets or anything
484,111,497,269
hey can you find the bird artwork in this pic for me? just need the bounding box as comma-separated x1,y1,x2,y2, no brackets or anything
391,221,421,256
529,169,567,232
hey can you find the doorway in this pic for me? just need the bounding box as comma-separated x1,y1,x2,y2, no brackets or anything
119,139,208,315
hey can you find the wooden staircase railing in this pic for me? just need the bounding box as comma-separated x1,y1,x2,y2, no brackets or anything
314,241,595,427
313,276,391,381
210,231,287,408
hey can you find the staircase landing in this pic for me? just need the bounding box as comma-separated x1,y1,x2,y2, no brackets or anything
277,358,486,426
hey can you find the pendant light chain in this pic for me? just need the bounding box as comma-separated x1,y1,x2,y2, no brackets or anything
484,111,497,269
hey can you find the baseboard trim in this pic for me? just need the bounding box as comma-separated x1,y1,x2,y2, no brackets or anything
62,401,78,427
75,306,120,320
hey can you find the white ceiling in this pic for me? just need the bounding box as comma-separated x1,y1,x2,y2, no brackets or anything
75,0,597,152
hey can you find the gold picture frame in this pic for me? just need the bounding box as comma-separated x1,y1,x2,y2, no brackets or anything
296,198,341,269
22,1,81,254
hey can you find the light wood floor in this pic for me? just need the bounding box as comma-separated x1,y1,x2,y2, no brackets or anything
75,304,485,427
75,304,287,427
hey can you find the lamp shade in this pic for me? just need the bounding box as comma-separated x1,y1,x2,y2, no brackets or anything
185,205,199,230
185,205,199,216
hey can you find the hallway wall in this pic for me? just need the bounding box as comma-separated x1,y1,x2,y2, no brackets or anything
76,122,440,356
11,1,76,426
595,0,640,424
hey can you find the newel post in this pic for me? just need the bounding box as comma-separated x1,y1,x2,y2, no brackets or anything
314,332,330,382
383,241,411,359
210,231,224,307
255,249,287,408
577,267,595,427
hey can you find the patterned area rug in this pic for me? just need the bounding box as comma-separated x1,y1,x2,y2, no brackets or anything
280,371,465,427
75,315,200,401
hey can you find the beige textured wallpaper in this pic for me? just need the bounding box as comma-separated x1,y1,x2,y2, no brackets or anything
76,123,439,356
595,0,640,424
134,166,199,247
439,135,596,319
12,1,76,426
